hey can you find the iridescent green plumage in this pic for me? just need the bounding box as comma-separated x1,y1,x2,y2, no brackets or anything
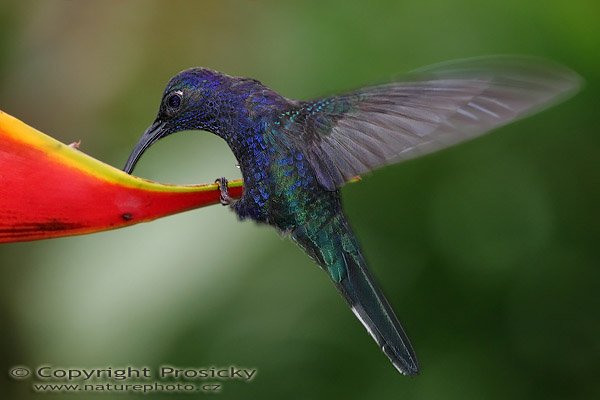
124,57,581,376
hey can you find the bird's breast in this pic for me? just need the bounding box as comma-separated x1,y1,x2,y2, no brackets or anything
237,141,337,230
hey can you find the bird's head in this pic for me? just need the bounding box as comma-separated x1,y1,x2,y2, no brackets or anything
123,67,235,174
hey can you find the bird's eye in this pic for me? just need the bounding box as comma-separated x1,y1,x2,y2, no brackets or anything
166,91,183,110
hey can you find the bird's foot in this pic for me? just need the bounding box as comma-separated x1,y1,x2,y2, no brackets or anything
215,177,232,206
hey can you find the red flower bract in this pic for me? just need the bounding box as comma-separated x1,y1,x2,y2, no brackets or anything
0,110,243,243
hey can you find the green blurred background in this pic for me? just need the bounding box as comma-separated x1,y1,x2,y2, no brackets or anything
1,1,598,399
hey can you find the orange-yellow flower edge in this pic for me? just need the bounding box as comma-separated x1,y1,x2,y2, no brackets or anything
0,110,243,243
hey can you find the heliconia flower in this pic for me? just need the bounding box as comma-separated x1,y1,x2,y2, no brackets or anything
0,110,243,243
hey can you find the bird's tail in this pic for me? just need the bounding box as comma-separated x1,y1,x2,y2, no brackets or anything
291,212,419,375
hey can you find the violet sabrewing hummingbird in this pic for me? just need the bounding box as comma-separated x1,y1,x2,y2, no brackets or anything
123,57,580,376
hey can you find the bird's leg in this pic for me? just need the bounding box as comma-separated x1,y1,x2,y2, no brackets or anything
215,177,232,206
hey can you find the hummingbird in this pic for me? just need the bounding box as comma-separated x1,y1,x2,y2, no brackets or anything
123,56,580,376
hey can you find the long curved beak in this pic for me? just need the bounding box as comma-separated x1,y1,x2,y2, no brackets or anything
123,120,166,174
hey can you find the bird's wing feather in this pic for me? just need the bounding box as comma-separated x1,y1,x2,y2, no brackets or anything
286,56,582,190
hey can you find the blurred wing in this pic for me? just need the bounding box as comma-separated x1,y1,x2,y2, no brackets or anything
288,56,582,190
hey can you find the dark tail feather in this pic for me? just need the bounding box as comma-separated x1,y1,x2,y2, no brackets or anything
336,248,419,375
292,215,419,375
